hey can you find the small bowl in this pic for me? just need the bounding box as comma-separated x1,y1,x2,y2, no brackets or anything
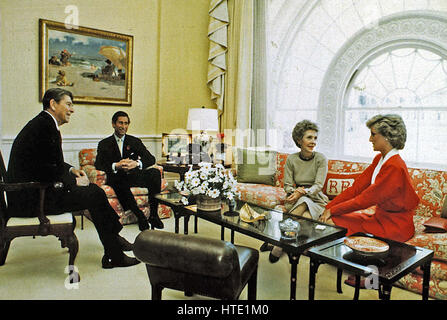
279,218,300,240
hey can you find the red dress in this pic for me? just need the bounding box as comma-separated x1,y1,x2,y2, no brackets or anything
327,154,419,242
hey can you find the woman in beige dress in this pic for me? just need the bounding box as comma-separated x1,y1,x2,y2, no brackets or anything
263,120,329,263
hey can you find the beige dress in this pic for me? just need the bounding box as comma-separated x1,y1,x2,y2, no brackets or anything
283,152,329,220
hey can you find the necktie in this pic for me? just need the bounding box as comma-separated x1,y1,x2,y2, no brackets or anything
117,138,123,157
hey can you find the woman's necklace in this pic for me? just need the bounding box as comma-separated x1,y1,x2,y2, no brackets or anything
299,151,315,161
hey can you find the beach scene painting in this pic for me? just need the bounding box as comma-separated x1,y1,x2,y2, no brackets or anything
39,19,133,105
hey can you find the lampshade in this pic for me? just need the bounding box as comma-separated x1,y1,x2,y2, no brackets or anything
186,107,219,132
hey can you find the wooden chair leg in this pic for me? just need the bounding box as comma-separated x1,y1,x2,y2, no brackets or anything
67,233,79,267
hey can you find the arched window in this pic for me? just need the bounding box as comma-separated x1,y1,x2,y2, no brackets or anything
343,47,447,167
266,2,447,170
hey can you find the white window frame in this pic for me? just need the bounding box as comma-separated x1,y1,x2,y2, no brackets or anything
317,11,447,170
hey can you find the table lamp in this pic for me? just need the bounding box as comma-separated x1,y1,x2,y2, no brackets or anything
187,106,219,154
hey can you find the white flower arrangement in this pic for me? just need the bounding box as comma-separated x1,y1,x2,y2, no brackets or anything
174,162,239,205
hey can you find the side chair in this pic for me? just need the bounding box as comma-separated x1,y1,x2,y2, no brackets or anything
0,151,79,283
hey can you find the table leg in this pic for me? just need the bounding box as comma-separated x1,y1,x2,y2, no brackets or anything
175,216,179,234
421,260,432,300
354,275,360,300
288,253,301,300
221,226,225,240
336,268,343,294
183,215,190,235
231,230,235,244
194,216,198,233
308,259,320,300
378,283,392,300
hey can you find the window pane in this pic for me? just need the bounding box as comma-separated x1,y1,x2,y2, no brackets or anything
344,47,447,167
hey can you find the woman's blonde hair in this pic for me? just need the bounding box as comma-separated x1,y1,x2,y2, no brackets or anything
366,114,407,149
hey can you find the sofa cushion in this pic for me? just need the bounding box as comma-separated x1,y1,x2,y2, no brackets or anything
236,149,277,186
408,168,447,218
397,265,447,300
327,159,370,173
101,185,149,198
235,183,287,209
79,148,97,167
275,153,288,188
323,172,362,199
407,216,447,262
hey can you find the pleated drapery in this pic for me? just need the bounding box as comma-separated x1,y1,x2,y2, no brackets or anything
207,0,228,118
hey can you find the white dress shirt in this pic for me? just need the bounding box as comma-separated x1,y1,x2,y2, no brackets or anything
111,134,142,172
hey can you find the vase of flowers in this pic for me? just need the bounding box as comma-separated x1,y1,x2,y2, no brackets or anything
174,162,239,211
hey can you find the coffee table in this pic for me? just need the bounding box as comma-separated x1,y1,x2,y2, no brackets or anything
155,191,347,300
307,232,433,300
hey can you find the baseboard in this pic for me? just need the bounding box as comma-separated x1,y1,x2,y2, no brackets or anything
1,134,162,168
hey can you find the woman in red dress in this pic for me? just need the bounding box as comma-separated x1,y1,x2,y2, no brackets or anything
320,114,419,243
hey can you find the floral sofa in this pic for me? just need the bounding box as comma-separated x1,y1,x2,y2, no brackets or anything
78,148,172,225
235,152,447,300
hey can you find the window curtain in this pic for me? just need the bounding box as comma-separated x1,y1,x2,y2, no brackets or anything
207,0,228,117
251,0,267,147
220,0,254,148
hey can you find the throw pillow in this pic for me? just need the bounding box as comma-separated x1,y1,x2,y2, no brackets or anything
236,148,277,186
323,172,362,200
423,216,447,233
441,196,447,219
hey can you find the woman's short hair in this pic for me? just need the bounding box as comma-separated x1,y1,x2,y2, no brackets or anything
366,114,407,149
292,120,319,148
42,88,73,110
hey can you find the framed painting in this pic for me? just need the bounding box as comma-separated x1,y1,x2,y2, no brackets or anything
161,133,192,157
39,19,133,105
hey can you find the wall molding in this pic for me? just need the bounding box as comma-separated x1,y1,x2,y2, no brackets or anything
1,134,162,167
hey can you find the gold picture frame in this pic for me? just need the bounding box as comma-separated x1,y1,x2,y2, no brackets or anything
161,133,192,157
39,19,133,105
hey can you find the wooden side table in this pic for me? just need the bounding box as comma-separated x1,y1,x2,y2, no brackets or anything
157,162,199,180
307,233,433,300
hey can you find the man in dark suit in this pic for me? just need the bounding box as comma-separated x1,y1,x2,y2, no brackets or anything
7,88,139,269
95,111,164,231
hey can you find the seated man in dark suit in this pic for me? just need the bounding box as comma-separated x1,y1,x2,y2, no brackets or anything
6,88,139,269
95,111,164,231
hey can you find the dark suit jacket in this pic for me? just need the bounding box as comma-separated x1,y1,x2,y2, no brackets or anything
7,111,76,216
95,134,156,183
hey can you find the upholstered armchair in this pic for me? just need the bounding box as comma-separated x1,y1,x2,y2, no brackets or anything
78,148,172,225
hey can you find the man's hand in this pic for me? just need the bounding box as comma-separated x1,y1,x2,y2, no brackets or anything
116,158,139,172
71,168,90,186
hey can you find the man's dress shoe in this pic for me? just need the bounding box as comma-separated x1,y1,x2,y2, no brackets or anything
117,235,133,251
137,217,150,231
268,252,280,263
259,242,273,252
102,254,140,269
149,215,164,229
